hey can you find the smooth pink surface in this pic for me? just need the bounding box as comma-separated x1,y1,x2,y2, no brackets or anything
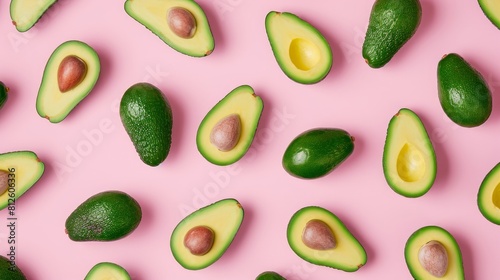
1,0,499,279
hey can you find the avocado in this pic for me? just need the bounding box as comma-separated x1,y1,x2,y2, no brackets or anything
265,11,332,84
479,0,500,29
437,53,492,127
36,40,101,123
0,82,8,111
65,190,142,241
10,0,57,32
120,82,173,167
197,85,263,166
84,262,131,280
282,128,354,179
0,255,26,280
382,108,437,198
477,162,500,225
0,151,45,211
405,225,465,280
287,206,367,272
362,0,422,68
170,198,244,270
125,0,214,57
256,271,286,280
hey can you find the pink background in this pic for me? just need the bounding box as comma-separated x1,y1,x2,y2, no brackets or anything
1,0,500,279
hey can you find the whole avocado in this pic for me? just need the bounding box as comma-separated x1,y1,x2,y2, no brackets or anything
0,82,8,111
0,255,27,280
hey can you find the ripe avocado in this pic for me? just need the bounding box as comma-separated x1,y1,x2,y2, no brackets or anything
65,190,142,241
0,82,8,111
287,206,367,272
120,82,173,167
170,198,244,270
0,255,26,280
125,0,214,57
282,128,354,179
382,108,437,198
265,11,332,84
10,0,57,32
477,162,500,225
36,40,101,123
0,151,45,211
405,225,465,280
256,271,286,280
479,0,500,29
362,0,422,68
437,53,492,127
84,262,131,280
197,85,263,166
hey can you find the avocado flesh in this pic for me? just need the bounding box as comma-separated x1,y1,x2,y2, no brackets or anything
265,11,332,84
197,85,263,166
10,0,57,32
479,0,500,29
84,262,131,280
256,271,286,280
362,0,422,68
405,226,464,280
124,0,214,57
0,82,8,110
0,151,45,211
437,53,492,127
287,206,367,272
0,255,27,280
383,108,437,198
36,40,101,123
65,190,142,241
170,198,244,270
478,162,500,225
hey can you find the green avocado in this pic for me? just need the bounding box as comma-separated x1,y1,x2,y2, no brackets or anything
477,162,500,225
84,262,131,280
265,11,332,84
437,53,492,127
10,0,57,32
120,82,173,167
479,0,500,29
125,0,214,57
256,271,286,280
36,40,101,123
0,151,45,211
287,206,367,272
0,255,27,280
0,82,8,111
282,128,354,179
65,190,142,241
362,0,422,68
405,225,465,280
197,85,263,166
170,198,244,270
382,108,437,198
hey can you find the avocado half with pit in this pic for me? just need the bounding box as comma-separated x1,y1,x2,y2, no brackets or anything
477,162,500,225
10,0,57,32
125,0,214,57
405,225,465,279
287,206,367,272
196,85,263,166
0,151,45,211
36,40,101,123
383,108,437,198
265,11,333,84
170,198,244,270
479,0,500,29
84,262,131,280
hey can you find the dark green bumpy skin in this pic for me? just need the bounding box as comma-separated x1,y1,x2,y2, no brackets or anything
0,255,27,280
256,271,286,280
120,83,173,166
0,82,8,111
362,0,422,68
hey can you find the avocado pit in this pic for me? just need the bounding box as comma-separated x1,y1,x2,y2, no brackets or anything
57,55,87,92
418,240,448,277
302,219,336,250
167,7,197,39
0,170,9,195
184,225,215,256
210,114,241,152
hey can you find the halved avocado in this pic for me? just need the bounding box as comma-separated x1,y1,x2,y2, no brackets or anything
479,0,500,29
36,40,100,123
0,151,45,211
0,82,8,111
405,225,465,280
84,262,131,280
0,255,27,280
265,11,332,84
170,198,244,270
125,0,214,57
287,206,367,272
477,162,500,225
196,85,263,166
383,108,437,198
10,0,57,32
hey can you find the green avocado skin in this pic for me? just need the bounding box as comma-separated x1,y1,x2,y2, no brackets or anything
362,0,422,68
120,83,173,166
65,191,142,241
256,271,286,280
0,255,27,280
282,128,354,179
438,53,492,127
0,82,8,110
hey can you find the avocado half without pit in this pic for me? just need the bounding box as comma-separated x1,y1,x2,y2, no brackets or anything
10,0,57,32
265,11,333,84
477,162,500,225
